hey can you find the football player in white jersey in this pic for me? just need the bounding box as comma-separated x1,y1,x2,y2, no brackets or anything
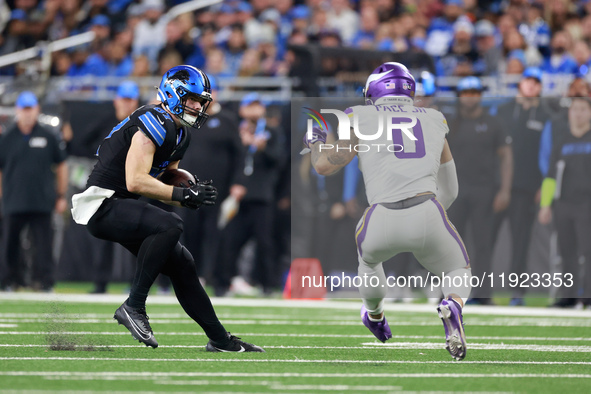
304,62,472,360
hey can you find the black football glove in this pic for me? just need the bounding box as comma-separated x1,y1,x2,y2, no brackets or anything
172,179,217,209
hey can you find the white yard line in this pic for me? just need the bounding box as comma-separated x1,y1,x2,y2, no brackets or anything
359,342,591,352
1,357,591,365
0,313,361,320
155,381,405,391
0,331,590,342
2,313,591,326
1,293,590,318
1,318,590,327
0,391,199,394
2,343,591,352
0,371,589,378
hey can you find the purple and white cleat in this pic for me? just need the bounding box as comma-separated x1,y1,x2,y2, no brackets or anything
361,305,392,343
437,297,467,361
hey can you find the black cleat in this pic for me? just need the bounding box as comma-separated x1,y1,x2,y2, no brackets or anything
550,298,577,308
206,333,265,353
114,299,158,348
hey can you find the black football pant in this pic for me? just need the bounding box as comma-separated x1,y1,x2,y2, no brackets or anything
492,189,537,297
1,213,54,290
87,197,228,343
447,187,495,298
554,200,591,299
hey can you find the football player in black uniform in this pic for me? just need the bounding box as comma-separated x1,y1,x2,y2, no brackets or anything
71,65,264,352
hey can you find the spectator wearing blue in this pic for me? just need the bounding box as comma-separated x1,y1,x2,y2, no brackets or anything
276,0,295,53
89,14,111,42
573,40,591,76
425,0,470,57
114,81,140,121
290,5,310,33
416,71,437,98
538,96,591,309
415,71,440,110
4,1,60,52
435,20,478,77
506,49,527,76
78,54,109,77
213,3,237,46
64,14,115,77
519,2,551,59
541,31,579,74
108,0,135,14
105,40,134,77
473,20,502,76
350,7,379,49
223,25,247,77
67,43,108,77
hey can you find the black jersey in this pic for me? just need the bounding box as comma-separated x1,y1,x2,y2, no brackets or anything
87,104,191,199
496,99,551,192
448,111,509,189
548,127,591,204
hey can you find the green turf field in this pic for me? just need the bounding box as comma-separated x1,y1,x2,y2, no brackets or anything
0,293,590,393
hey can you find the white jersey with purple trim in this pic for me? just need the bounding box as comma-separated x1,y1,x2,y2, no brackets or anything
347,96,449,205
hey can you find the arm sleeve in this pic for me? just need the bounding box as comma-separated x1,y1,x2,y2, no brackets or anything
545,128,561,180
540,129,563,207
538,120,552,177
437,160,458,210
342,156,361,202
540,177,556,207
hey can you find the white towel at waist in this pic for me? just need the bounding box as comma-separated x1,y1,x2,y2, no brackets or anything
71,186,115,225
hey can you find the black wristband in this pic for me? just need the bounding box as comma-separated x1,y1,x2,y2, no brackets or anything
172,187,186,202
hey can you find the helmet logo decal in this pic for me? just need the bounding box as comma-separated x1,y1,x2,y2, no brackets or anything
170,70,190,83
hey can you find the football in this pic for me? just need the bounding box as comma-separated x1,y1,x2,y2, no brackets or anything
158,168,196,188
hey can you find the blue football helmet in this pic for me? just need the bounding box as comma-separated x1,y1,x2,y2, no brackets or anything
157,65,212,128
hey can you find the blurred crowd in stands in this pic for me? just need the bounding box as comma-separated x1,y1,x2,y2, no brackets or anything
3,0,591,79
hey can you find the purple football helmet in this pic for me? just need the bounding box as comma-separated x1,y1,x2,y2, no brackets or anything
363,62,416,104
